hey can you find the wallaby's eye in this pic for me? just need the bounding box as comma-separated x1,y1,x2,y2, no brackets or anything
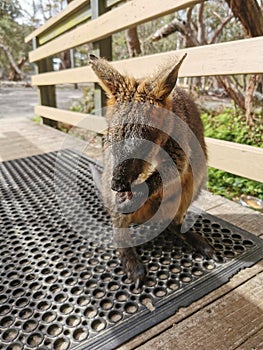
154,98,164,104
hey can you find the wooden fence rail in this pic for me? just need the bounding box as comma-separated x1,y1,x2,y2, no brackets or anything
31,37,263,85
26,0,263,183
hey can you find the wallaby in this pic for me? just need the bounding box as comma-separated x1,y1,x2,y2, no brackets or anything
89,54,214,287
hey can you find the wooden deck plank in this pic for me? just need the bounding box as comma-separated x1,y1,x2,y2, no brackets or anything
0,117,95,162
193,190,228,212
236,327,263,350
0,118,67,161
135,271,263,350
208,198,263,237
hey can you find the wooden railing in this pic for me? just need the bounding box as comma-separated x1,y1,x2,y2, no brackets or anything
25,0,263,183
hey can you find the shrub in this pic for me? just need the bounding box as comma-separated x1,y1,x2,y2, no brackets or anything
201,108,263,200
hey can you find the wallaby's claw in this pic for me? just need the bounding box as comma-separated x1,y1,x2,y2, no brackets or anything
120,252,146,286
171,224,215,261
184,231,215,260
135,277,142,290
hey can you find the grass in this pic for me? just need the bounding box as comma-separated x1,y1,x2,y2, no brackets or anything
31,115,41,124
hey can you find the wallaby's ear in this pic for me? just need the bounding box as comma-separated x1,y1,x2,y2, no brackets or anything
153,53,187,101
89,54,128,98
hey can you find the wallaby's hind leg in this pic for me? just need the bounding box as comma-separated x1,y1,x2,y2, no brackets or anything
168,172,214,259
168,220,214,259
113,226,146,287
118,247,146,288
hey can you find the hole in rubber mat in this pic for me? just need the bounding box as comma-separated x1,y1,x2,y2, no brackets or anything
0,150,262,350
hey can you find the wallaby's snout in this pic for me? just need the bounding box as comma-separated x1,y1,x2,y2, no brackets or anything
111,158,151,215
111,159,133,193
111,178,131,193
111,158,149,193
111,171,131,193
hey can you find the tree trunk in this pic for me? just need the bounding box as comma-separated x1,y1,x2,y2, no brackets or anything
9,56,27,81
226,0,263,124
0,44,26,81
59,50,71,69
225,0,263,37
216,76,245,110
245,74,259,125
125,27,141,57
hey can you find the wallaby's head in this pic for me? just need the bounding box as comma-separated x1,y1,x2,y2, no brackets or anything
89,54,186,108
89,54,187,209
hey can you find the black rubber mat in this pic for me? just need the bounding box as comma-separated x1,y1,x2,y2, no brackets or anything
0,150,262,350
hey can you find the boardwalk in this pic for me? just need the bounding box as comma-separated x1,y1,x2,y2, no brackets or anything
0,117,263,349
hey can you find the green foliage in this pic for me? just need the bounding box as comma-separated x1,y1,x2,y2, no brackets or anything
69,87,94,114
202,108,263,145
0,16,31,51
208,168,263,200
31,115,41,123
201,109,263,200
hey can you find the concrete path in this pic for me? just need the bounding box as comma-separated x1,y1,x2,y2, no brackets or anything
0,85,82,119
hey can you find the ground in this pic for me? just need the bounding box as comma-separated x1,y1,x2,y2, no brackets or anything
0,82,82,119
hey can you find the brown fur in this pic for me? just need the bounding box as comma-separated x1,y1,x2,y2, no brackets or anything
89,54,213,285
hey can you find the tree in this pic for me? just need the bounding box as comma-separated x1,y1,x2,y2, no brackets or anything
225,0,263,124
0,4,32,80
151,4,234,46
0,0,21,19
225,0,263,37
125,27,141,57
0,0,69,80
150,0,263,124
20,0,67,24
0,44,26,80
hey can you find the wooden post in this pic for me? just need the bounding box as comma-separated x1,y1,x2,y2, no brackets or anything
91,0,112,114
70,48,78,90
33,38,57,128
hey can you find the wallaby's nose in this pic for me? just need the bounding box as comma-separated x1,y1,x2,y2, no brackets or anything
111,178,131,192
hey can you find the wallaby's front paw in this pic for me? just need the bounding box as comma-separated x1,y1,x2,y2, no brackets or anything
120,249,146,288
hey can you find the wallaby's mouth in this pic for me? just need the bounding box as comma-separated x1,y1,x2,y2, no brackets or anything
116,191,133,202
